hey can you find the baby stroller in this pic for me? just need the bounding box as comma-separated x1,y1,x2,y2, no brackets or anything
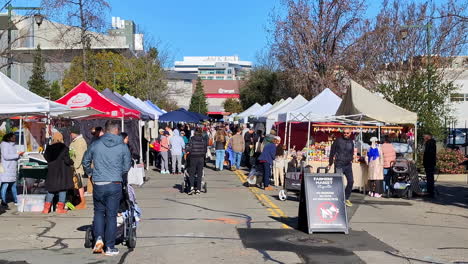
180,155,207,193
84,181,140,249
386,157,419,199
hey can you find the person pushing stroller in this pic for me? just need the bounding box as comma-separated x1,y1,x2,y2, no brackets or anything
185,128,207,195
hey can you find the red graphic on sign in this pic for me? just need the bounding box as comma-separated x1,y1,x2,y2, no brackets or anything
316,201,339,223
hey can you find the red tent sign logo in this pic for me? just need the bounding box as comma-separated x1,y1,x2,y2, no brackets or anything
67,93,92,107
317,202,339,223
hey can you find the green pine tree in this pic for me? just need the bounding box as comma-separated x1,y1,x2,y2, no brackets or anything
27,45,50,98
189,78,208,114
49,80,63,100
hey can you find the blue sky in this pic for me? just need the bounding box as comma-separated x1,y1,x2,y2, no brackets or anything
11,0,424,65
106,0,284,64
106,0,382,65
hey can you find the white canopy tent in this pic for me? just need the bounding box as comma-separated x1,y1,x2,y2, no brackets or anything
264,95,308,133
259,98,292,120
123,94,162,119
237,103,261,123
0,71,70,116
279,88,342,122
249,103,273,119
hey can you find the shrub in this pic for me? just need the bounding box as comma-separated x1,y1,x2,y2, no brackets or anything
437,148,466,174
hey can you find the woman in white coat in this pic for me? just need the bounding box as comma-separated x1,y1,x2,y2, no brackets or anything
0,133,23,208
367,137,384,198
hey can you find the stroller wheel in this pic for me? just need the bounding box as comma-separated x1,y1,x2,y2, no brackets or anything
278,190,287,201
127,226,137,249
407,189,413,199
203,182,207,193
84,226,94,248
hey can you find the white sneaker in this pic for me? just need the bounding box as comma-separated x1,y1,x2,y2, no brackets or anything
104,247,119,256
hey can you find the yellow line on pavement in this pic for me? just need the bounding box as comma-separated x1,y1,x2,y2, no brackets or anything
234,170,291,229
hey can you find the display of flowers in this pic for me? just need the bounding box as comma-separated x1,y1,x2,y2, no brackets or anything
437,148,467,174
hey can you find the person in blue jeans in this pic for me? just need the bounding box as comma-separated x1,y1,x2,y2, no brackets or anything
258,136,280,190
83,120,131,256
0,133,23,208
229,128,245,170
214,128,227,171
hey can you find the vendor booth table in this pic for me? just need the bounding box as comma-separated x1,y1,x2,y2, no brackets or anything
306,161,369,192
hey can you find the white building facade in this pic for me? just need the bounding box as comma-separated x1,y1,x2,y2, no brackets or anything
173,56,252,80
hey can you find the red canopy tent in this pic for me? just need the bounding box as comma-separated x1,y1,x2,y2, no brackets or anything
56,81,140,119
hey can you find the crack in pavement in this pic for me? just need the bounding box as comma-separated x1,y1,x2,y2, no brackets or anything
36,220,69,250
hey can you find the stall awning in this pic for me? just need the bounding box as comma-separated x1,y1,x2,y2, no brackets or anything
0,71,70,116
56,81,140,119
336,80,417,124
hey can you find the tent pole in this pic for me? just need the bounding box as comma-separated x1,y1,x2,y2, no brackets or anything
378,125,381,141
306,120,311,161
285,120,288,154
139,121,143,164
288,121,292,154
414,122,418,162
19,117,23,149
360,128,363,156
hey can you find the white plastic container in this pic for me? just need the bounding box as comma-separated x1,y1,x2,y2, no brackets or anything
17,194,46,212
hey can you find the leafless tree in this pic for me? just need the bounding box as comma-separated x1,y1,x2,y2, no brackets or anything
270,0,366,98
41,0,110,80
347,0,467,87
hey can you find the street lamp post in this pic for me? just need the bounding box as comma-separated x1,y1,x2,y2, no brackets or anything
7,4,44,78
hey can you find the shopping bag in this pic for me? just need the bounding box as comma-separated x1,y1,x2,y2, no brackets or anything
128,164,145,186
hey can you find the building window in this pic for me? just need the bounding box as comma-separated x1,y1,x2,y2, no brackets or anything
200,76,207,80
215,76,224,80
451,93,466,102
207,76,214,80
226,76,233,80
215,70,225,74
199,70,217,75
227,69,232,74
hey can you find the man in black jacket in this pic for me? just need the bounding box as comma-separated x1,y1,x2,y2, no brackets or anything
328,129,354,207
186,128,207,195
423,133,437,198
243,128,258,168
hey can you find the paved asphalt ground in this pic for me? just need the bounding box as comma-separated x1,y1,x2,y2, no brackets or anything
0,163,467,264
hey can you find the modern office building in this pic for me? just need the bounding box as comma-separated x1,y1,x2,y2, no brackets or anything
0,14,143,88
173,56,252,80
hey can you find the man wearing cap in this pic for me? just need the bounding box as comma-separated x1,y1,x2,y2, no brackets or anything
70,125,88,209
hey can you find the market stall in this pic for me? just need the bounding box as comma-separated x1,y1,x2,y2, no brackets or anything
278,81,417,192
261,95,308,134
56,81,142,155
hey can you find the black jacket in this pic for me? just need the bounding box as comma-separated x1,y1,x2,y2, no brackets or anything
44,143,74,193
186,135,207,158
329,137,354,167
244,132,259,147
423,138,437,168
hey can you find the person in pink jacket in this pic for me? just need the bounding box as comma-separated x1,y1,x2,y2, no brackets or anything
381,136,396,191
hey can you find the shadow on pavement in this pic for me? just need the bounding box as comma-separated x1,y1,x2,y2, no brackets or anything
237,228,395,264
426,183,468,209
76,225,92,232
